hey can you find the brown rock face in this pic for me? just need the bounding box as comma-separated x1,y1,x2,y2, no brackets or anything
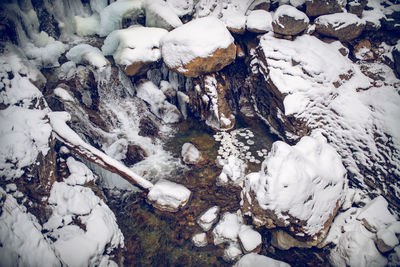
171,43,237,78
347,0,367,17
272,14,309,36
315,14,365,41
125,61,153,77
306,0,345,17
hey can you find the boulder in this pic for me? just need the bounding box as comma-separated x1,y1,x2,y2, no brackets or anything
181,142,207,166
147,179,191,212
347,0,367,17
197,206,220,231
242,132,347,244
315,13,365,41
272,5,309,36
123,144,147,166
161,16,236,77
238,226,262,254
246,10,273,33
305,0,346,17
102,26,168,76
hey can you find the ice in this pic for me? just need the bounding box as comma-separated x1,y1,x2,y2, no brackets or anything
66,44,109,70
197,206,220,231
244,131,347,236
238,225,262,252
357,196,397,232
102,26,167,69
246,10,273,32
213,212,243,245
161,16,234,70
145,0,183,30
147,179,191,211
234,253,290,267
0,189,61,267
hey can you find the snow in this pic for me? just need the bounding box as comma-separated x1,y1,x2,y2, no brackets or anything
0,189,61,267
54,87,75,103
136,81,181,123
218,155,246,186
315,12,364,30
197,206,220,231
45,181,124,266
160,16,234,70
234,253,291,267
181,142,201,164
66,44,109,70
166,0,194,17
145,0,183,30
192,232,208,247
274,4,309,23
147,179,191,211
213,212,243,245
74,14,100,36
238,225,262,252
246,10,273,32
64,157,96,185
102,26,167,69
98,0,144,37
357,196,397,232
224,242,242,262
243,131,347,236
377,225,400,250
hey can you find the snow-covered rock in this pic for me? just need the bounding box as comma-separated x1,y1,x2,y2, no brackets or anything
272,5,309,36
136,81,181,124
166,0,194,17
305,0,346,17
145,0,183,31
147,179,191,212
377,222,400,253
66,44,109,70
242,132,347,243
192,232,208,247
161,16,236,77
102,26,168,76
246,10,273,33
64,157,96,185
181,142,207,165
223,242,242,262
348,0,367,17
217,155,246,186
238,225,262,253
315,12,365,41
197,206,220,231
213,212,243,245
234,253,290,267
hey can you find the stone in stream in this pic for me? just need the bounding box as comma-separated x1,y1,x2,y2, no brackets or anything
181,142,208,166
238,225,262,254
234,253,290,267
192,232,208,247
197,206,220,232
147,179,191,212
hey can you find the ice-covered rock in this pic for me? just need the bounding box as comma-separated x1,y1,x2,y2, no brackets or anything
272,5,309,36
238,225,262,253
66,44,109,70
102,26,168,76
246,10,273,33
161,16,236,77
234,253,290,267
213,212,243,245
357,196,397,233
197,206,220,231
218,156,246,187
305,0,346,17
145,0,183,31
147,179,191,212
181,142,207,165
136,81,181,124
242,132,347,243
315,12,365,41
192,232,208,247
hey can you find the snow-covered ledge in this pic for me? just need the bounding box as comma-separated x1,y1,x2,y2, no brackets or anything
48,111,191,211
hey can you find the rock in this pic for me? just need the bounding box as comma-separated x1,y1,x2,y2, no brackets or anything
139,117,159,137
102,26,168,77
347,0,367,17
246,10,273,33
197,206,220,231
223,242,242,262
315,13,365,41
357,196,397,233
161,16,236,77
192,233,208,247
181,142,207,165
234,253,290,267
250,1,271,12
272,5,309,36
242,132,347,243
271,230,318,250
147,179,191,212
376,223,400,253
305,0,346,17
353,40,374,61
382,10,400,32
123,144,147,166
393,46,400,78
145,0,183,31
217,156,246,186
238,226,262,254
213,212,243,245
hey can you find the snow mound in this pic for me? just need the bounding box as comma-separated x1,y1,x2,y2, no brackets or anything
161,16,234,69
66,44,109,70
102,26,168,68
234,253,290,267
147,179,191,212
145,0,183,31
244,131,347,236
246,10,273,33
